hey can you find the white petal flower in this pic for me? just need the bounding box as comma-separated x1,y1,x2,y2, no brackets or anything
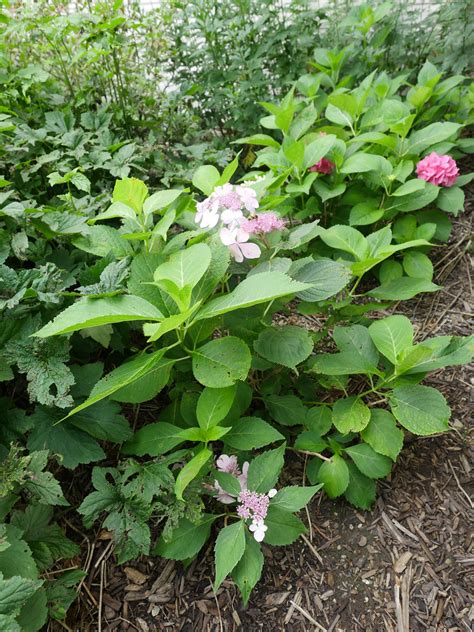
268,488,278,498
249,519,268,542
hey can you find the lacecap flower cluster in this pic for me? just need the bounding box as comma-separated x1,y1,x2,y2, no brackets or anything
195,183,284,262
214,454,277,542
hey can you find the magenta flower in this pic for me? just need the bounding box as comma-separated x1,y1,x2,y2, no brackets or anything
240,212,285,235
416,152,459,187
309,158,335,175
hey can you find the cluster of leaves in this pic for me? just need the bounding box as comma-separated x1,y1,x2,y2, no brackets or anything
0,446,83,631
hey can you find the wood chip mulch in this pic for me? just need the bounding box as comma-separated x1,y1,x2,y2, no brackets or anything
49,194,473,632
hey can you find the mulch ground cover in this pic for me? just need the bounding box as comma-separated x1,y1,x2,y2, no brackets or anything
50,191,473,632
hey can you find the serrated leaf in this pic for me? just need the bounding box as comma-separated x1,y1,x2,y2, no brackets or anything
196,386,236,431
264,507,307,545
192,337,251,387
361,409,404,461
270,485,322,512
247,445,285,493
316,454,349,498
293,258,352,301
224,417,284,450
195,272,310,321
27,408,105,469
35,296,164,338
254,325,313,369
368,315,413,365
332,397,370,433
344,462,376,509
153,515,215,561
232,533,264,607
214,521,246,590
389,385,450,435
345,443,392,479
175,448,212,501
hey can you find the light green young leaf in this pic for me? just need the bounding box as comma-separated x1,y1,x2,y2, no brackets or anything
35,296,163,338
113,177,148,214
316,454,349,498
143,189,184,217
232,134,280,149
368,315,413,365
192,165,220,195
153,243,212,309
175,448,212,500
332,397,370,433
196,385,237,431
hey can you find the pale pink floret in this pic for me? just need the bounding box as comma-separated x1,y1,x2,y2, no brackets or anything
214,456,249,504
416,152,459,187
236,185,259,213
216,454,240,476
219,227,261,263
240,212,285,235
308,158,335,175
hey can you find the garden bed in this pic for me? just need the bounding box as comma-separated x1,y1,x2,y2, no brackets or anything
58,206,473,632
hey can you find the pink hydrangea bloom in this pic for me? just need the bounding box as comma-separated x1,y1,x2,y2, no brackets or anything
241,212,285,235
309,158,335,175
416,152,459,187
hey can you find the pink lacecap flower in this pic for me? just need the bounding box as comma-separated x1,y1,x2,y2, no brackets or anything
309,158,335,175
416,152,459,187
219,227,261,263
237,490,270,522
241,212,285,235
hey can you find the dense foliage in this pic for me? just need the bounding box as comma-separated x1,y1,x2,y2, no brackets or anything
0,0,473,627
